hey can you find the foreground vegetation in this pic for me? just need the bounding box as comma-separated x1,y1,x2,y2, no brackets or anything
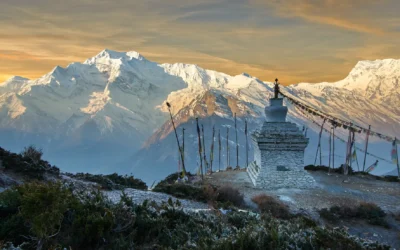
319,202,390,228
0,147,393,249
152,173,245,209
66,172,148,190
0,146,60,180
304,165,399,182
0,181,390,250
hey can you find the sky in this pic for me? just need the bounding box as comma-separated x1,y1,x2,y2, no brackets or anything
0,0,399,85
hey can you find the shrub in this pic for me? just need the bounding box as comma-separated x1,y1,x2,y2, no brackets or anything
357,202,388,227
251,194,291,219
319,202,389,228
0,181,391,250
20,145,43,164
153,183,208,202
216,185,244,207
0,146,59,180
71,173,147,190
304,164,354,174
17,182,74,241
154,179,244,209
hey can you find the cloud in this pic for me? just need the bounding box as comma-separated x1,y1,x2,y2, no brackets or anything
0,0,399,84
254,0,392,35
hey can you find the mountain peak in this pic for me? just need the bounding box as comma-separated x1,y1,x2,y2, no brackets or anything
4,76,30,83
350,58,400,74
85,49,146,65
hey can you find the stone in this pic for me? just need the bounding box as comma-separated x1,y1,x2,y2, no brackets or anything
247,97,315,189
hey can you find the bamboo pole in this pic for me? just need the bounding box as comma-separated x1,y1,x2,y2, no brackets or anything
314,119,326,166
226,127,230,168
245,119,249,168
235,113,239,168
362,125,371,172
202,125,208,173
196,118,203,180
218,129,221,172
328,127,332,172
332,126,335,170
182,128,185,169
344,129,352,175
210,126,215,174
166,102,186,174
395,137,400,180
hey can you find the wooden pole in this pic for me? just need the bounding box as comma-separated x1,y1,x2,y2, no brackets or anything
328,127,332,172
218,129,221,172
395,137,400,180
245,119,249,168
182,128,185,169
235,113,239,168
226,127,230,168
210,126,215,174
167,104,186,174
196,118,203,180
344,129,352,175
362,125,371,172
332,126,335,170
202,125,208,173
349,130,355,171
314,119,326,166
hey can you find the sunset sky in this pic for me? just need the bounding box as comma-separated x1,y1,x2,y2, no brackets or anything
0,0,399,85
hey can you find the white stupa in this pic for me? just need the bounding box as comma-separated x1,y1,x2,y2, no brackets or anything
247,79,315,189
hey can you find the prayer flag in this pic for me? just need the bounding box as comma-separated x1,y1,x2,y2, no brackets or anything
351,149,357,162
366,161,378,173
392,140,398,164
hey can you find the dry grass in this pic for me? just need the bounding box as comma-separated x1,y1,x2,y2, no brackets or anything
251,194,291,219
216,185,244,207
319,202,389,228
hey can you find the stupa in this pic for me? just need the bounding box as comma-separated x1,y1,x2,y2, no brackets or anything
247,79,315,189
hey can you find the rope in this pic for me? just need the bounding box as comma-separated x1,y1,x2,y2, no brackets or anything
280,90,398,143
295,105,393,164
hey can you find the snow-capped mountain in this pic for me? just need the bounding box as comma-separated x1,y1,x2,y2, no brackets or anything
0,50,399,181
287,59,400,137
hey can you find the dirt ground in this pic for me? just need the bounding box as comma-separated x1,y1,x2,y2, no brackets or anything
206,169,400,248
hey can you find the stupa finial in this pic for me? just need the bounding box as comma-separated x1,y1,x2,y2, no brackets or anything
274,78,280,99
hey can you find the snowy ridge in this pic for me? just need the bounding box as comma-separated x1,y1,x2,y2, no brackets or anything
0,49,399,177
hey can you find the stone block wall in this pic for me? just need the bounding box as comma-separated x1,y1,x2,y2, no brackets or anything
246,121,315,190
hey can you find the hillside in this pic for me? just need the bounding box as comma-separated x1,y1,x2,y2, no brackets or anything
0,50,399,182
0,146,396,249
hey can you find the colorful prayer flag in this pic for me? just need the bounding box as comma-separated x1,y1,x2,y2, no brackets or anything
391,140,398,164
351,149,357,162
366,161,378,173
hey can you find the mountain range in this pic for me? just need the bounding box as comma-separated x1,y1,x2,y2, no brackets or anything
1,49,399,184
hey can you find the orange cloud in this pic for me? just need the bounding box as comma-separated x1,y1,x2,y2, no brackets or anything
0,0,399,85
254,0,387,35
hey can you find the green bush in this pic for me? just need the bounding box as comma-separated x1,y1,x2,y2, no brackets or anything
0,146,59,180
153,182,209,202
69,172,147,190
304,164,354,174
319,202,389,228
